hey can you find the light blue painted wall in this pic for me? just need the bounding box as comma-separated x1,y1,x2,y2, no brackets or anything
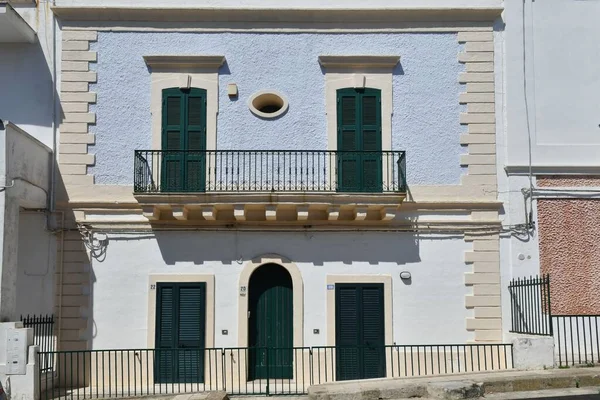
89,32,465,185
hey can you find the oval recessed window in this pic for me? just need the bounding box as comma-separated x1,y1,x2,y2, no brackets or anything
248,90,289,119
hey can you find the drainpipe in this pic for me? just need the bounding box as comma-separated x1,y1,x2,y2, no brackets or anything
49,0,57,215
47,0,66,351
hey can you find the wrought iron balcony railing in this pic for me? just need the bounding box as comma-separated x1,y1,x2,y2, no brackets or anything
134,150,406,194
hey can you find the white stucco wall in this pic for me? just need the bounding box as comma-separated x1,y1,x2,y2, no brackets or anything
0,123,52,320
0,2,56,148
504,0,600,169
89,31,466,186
15,212,56,317
88,231,472,349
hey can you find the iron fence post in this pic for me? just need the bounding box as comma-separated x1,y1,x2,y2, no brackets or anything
547,274,554,336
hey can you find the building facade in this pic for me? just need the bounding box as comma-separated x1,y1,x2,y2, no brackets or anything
4,0,517,394
51,2,505,364
500,0,600,324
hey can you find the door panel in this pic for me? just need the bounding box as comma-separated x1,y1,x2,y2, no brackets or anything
248,264,293,380
335,283,385,381
155,283,206,384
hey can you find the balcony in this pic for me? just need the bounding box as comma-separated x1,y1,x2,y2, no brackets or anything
133,150,407,223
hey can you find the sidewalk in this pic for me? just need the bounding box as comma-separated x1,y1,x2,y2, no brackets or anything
307,367,600,400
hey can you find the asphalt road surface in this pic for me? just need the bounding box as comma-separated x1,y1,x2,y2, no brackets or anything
515,396,600,400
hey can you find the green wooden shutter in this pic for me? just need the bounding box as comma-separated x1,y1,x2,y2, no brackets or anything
156,285,176,382
335,285,361,380
336,88,383,192
161,88,185,191
155,283,206,384
360,90,382,192
184,89,207,191
337,89,361,192
177,285,206,383
161,88,207,192
335,283,386,381
361,285,386,379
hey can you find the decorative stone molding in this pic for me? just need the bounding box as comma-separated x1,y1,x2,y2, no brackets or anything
56,223,91,351
59,29,98,186
458,29,497,198
318,55,400,70
143,55,225,71
57,30,98,351
238,255,304,348
52,7,504,24
457,30,501,342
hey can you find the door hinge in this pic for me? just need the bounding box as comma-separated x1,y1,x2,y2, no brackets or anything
247,311,251,319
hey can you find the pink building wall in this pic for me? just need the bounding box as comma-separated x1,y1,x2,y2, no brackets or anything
538,176,600,315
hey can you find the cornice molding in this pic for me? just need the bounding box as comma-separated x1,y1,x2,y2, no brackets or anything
52,7,503,23
318,55,400,70
143,55,226,70
505,165,600,176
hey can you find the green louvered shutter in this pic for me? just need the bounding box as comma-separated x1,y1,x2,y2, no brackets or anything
336,88,382,192
360,91,383,192
162,89,185,191
337,89,361,192
335,283,385,381
335,285,361,380
177,285,206,383
156,285,176,382
161,88,207,192
155,283,206,384
184,89,207,192
361,285,386,379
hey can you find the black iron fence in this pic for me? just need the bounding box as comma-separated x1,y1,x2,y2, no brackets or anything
553,315,600,367
508,274,552,336
134,150,407,194
39,343,513,399
21,314,55,372
508,275,600,367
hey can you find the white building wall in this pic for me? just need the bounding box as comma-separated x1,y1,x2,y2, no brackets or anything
89,231,472,349
0,1,56,148
502,0,600,282
504,0,600,169
15,212,56,317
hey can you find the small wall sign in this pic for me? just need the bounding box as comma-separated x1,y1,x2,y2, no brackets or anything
240,286,247,296
327,284,335,290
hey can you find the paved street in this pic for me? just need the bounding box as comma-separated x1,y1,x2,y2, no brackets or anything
485,387,600,400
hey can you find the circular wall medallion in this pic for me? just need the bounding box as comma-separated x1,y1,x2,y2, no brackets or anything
248,90,289,119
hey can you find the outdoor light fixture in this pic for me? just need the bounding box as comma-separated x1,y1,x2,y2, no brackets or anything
400,271,411,280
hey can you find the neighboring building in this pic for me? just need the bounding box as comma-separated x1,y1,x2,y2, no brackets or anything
500,0,600,321
50,0,505,377
0,2,56,398
0,1,56,320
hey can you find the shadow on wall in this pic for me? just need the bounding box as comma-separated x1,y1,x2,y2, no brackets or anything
154,229,421,266
0,41,61,133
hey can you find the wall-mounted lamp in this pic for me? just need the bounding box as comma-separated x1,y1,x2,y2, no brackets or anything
400,271,411,280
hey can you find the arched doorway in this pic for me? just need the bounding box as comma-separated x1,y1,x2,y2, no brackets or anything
248,263,293,380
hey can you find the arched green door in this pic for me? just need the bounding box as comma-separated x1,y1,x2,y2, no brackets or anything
248,264,293,380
